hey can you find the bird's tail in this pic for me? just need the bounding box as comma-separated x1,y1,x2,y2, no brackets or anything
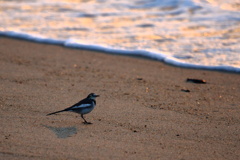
46,110,66,116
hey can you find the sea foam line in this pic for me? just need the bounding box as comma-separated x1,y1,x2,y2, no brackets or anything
1,30,240,73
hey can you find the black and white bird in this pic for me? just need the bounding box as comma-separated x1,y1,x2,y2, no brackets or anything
47,93,99,124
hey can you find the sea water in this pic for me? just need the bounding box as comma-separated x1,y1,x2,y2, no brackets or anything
0,0,240,72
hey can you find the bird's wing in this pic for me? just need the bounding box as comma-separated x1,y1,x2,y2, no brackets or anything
65,99,93,110
71,103,92,109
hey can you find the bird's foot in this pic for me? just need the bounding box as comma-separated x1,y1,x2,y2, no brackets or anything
83,121,92,125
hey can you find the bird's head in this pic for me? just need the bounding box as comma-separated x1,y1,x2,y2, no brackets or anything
87,93,100,99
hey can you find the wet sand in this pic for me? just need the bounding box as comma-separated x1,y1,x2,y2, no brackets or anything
0,37,239,160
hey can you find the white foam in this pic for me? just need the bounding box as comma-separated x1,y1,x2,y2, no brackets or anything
0,31,64,45
1,30,240,73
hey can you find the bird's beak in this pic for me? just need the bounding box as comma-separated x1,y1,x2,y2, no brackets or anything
95,95,100,97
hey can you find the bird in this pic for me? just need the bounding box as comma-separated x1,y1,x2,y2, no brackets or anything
47,93,99,124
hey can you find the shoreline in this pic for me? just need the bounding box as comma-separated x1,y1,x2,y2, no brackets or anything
0,37,239,159
1,34,239,74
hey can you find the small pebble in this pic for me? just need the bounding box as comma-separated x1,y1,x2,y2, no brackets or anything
181,89,190,92
186,78,206,84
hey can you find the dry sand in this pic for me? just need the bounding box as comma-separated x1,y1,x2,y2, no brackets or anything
0,37,239,160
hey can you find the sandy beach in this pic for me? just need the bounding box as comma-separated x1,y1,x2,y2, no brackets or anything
0,37,239,160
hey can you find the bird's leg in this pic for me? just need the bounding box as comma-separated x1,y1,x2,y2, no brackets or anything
81,114,92,124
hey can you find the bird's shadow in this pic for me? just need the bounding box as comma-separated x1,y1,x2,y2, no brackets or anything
43,125,77,139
